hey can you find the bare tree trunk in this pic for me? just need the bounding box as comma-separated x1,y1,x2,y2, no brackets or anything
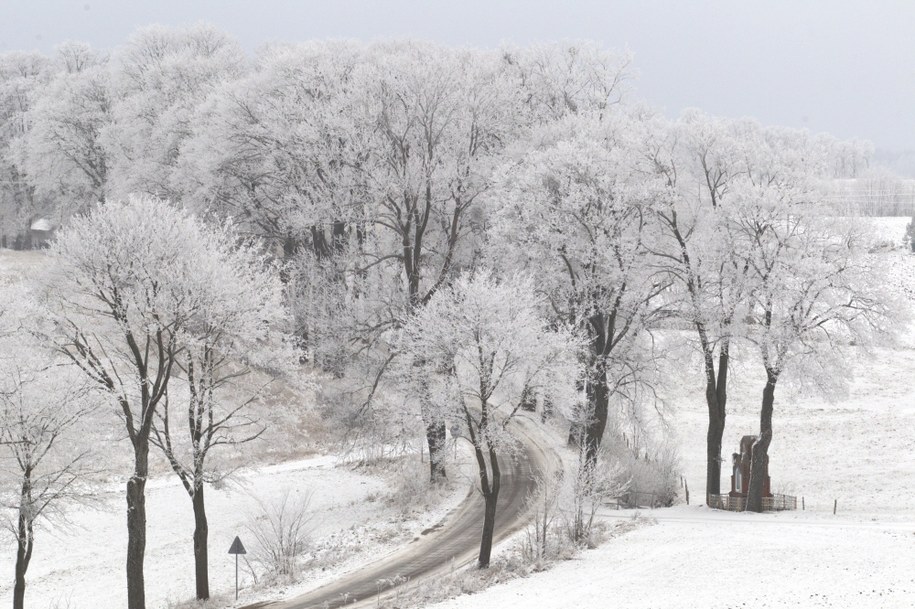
279,235,300,283
747,370,776,513
419,372,447,481
704,347,729,502
409,256,447,481
418,367,446,482
331,221,347,253
13,489,33,609
705,414,723,501
282,235,299,262
541,395,553,423
583,359,609,467
192,486,210,600
425,420,447,482
567,377,587,445
477,451,501,568
696,325,731,503
126,437,149,609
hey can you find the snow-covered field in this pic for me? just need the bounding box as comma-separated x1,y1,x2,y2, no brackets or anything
427,506,915,609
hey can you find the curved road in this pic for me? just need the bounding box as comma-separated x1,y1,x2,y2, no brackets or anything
243,417,557,609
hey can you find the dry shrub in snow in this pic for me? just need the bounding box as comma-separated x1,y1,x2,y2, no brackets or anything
521,473,570,567
376,513,656,609
522,454,629,566
566,455,630,544
597,415,681,508
245,490,314,583
354,451,454,518
383,455,436,515
316,377,419,468
616,445,680,508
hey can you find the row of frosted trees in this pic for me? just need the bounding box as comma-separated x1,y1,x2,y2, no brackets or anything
0,25,896,609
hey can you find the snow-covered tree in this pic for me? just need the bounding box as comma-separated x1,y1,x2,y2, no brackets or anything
107,24,247,201
37,195,252,609
150,230,297,600
500,42,631,123
0,333,96,609
0,51,49,246
397,271,580,567
177,39,379,397
649,110,861,502
734,192,895,512
181,41,633,482
491,113,670,467
177,41,366,250
356,42,520,478
53,41,101,76
23,60,112,213
647,111,761,502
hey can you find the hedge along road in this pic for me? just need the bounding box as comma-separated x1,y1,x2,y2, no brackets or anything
242,416,560,609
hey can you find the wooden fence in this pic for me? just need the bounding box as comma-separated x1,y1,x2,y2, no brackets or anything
708,493,797,512
762,494,797,511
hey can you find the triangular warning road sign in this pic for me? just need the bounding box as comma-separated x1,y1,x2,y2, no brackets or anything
228,536,247,555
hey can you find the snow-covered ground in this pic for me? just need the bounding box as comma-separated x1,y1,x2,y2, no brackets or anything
426,506,915,609
0,451,473,609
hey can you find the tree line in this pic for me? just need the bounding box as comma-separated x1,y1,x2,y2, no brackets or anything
0,25,896,609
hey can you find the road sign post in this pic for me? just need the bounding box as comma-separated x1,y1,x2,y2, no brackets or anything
228,535,247,600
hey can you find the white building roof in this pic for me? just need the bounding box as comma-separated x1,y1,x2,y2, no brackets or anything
30,218,54,232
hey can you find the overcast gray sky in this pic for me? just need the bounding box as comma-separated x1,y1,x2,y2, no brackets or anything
1,0,912,152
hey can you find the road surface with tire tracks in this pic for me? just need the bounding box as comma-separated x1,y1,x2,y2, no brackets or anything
242,416,558,609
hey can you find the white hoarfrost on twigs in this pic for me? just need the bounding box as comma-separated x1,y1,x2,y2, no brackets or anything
396,270,583,437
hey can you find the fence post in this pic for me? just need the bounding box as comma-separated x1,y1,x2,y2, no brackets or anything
833,499,837,515
802,497,805,511
685,480,689,505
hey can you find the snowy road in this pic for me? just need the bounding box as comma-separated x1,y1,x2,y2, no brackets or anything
243,417,557,609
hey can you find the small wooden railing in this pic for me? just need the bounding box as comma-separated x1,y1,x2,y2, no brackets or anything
709,494,745,512
709,493,797,512
762,494,797,511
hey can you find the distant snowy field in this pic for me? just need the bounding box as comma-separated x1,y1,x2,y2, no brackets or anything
425,217,915,609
